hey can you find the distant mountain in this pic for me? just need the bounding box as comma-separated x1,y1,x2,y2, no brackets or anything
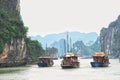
50,39,66,55
30,31,98,49
72,41,95,56
50,38,99,56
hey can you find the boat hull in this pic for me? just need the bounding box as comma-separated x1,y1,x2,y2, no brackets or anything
61,62,80,69
37,62,54,67
37,62,48,67
90,62,109,67
61,65,74,69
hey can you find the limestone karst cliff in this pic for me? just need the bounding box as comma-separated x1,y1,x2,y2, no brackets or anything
0,0,27,63
0,0,45,65
100,15,120,58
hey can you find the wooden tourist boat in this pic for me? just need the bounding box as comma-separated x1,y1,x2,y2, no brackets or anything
90,52,110,67
37,56,54,67
61,53,80,69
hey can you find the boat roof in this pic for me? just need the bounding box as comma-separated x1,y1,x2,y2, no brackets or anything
93,52,107,57
64,53,78,57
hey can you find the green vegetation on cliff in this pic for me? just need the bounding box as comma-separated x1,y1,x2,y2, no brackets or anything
0,8,28,53
26,38,45,60
0,8,45,61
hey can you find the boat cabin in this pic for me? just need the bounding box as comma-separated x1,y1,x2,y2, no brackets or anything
37,56,54,67
93,52,109,63
90,52,110,67
61,53,80,68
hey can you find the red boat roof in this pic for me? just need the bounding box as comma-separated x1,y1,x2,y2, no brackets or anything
93,52,107,57
64,53,78,57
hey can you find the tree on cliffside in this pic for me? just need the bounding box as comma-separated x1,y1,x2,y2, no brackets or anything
0,8,28,53
26,38,45,63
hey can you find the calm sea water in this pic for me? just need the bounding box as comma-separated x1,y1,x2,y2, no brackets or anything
0,59,120,80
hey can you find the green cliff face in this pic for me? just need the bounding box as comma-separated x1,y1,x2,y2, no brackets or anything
0,0,28,62
0,0,45,64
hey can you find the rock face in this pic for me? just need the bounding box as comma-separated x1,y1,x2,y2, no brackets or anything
0,0,20,15
100,15,120,58
3,38,26,62
0,0,27,63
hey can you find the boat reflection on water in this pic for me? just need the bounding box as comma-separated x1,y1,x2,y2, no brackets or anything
61,53,80,69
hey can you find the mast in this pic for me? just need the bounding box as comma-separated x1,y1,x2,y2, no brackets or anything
64,39,66,54
66,31,69,53
70,37,72,52
46,43,48,55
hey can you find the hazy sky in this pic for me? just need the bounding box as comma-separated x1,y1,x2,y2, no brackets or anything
20,0,120,37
